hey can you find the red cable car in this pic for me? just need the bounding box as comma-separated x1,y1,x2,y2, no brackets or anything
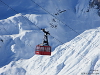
35,29,51,55
35,45,51,55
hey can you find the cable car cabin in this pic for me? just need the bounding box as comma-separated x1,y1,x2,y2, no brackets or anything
35,45,51,55
35,29,51,55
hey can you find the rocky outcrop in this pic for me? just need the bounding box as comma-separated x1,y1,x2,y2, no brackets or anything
89,0,100,16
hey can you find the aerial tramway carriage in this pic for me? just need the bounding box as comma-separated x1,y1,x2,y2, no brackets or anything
35,29,51,55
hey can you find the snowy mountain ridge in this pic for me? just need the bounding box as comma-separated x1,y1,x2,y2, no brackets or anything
0,27,100,75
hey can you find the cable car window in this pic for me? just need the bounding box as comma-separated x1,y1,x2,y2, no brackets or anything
46,47,48,52
37,46,40,50
48,47,50,52
44,47,46,51
43,47,44,51
40,47,44,51
36,46,40,51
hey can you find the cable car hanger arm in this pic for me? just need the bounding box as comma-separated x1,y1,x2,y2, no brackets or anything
41,28,50,35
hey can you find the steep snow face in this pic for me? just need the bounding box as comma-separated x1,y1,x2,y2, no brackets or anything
0,14,42,59
0,27,100,75
0,13,67,60
0,14,39,35
0,36,14,68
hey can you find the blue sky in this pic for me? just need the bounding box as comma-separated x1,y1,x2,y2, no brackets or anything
0,0,47,19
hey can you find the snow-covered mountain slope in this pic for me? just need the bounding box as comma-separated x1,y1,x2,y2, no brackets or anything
0,13,67,59
0,0,100,75
0,13,68,69
0,27,100,75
